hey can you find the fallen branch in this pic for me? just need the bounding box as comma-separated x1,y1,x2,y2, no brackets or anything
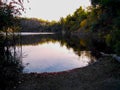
100,52,120,63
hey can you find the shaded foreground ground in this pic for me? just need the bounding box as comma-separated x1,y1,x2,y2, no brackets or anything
15,57,120,90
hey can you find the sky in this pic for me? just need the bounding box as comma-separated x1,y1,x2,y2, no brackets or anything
22,0,91,21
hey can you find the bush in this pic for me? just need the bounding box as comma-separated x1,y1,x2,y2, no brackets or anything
114,41,120,55
111,30,120,55
105,34,112,46
80,19,87,28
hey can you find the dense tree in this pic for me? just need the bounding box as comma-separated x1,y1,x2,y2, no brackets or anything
0,0,25,30
90,0,120,55
0,0,25,89
90,0,120,25
59,7,88,32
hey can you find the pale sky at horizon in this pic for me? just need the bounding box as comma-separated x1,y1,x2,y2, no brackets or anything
22,0,91,21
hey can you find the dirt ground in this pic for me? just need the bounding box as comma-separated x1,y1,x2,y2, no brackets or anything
14,57,120,90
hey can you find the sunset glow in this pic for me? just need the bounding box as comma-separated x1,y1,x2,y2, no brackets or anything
22,0,91,21
22,42,95,73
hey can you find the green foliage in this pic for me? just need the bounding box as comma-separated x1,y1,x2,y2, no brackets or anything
80,19,87,28
80,39,86,47
89,0,120,32
105,34,112,46
113,17,120,29
0,4,13,29
59,7,88,32
114,41,120,55
84,0,120,55
91,0,120,8
105,30,120,55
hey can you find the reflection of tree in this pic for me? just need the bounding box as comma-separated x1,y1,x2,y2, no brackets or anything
79,51,96,64
0,34,23,90
0,0,25,89
19,34,95,57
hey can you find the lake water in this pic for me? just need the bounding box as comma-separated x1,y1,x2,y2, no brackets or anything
16,32,54,35
19,33,96,73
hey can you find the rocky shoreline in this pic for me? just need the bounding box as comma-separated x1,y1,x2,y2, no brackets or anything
14,57,120,90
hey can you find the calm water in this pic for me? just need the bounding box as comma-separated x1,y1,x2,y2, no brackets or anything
19,33,96,73
16,32,54,35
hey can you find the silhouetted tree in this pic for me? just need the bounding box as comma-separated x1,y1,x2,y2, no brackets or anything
0,0,25,30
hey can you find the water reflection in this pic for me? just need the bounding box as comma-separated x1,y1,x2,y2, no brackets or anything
19,33,96,73
15,32,54,35
0,34,23,90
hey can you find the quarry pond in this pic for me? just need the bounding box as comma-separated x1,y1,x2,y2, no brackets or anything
17,32,96,73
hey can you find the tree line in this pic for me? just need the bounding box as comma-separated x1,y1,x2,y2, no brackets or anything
1,0,120,55
0,0,25,90
15,0,120,55
0,0,120,89
58,0,120,55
